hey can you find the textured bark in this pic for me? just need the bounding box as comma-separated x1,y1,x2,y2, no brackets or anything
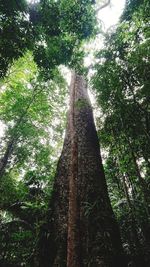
67,72,80,267
46,72,124,267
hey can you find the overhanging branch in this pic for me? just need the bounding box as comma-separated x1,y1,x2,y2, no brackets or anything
96,0,111,13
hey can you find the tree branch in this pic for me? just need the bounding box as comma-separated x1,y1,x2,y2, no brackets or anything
96,0,111,13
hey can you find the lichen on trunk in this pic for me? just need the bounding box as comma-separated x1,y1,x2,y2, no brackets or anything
43,72,124,267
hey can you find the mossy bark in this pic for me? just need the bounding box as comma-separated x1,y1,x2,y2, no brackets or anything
42,72,124,267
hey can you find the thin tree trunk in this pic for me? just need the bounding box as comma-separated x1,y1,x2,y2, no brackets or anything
120,115,149,215
0,138,15,178
0,86,41,179
45,72,124,267
129,143,150,215
122,174,141,250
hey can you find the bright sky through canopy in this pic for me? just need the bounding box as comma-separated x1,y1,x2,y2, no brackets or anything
83,0,125,68
98,0,125,30
0,0,126,137
27,0,126,29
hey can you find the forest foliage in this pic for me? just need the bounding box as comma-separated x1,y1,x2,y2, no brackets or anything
0,0,150,266
92,0,150,263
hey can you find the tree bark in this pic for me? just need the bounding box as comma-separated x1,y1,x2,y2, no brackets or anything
67,72,81,267
46,72,124,267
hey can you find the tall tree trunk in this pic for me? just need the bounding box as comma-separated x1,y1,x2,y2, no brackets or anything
67,72,81,267
45,72,124,267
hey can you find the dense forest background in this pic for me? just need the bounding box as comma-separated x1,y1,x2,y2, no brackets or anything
0,0,150,266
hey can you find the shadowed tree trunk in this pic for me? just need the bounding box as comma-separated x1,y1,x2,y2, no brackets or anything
0,137,15,178
42,72,125,267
